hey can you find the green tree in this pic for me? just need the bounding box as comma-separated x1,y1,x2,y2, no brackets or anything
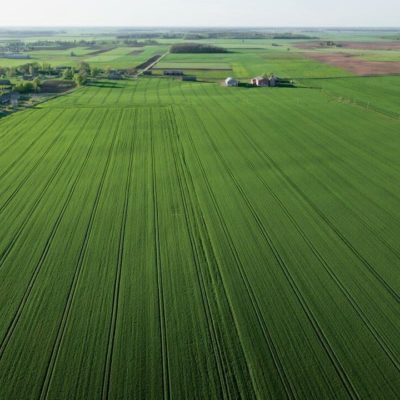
90,66,101,78
74,72,87,87
42,62,51,72
7,67,17,78
29,64,38,76
32,77,41,92
78,61,90,75
14,81,35,93
62,68,74,80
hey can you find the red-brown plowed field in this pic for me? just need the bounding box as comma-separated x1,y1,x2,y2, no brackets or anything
303,52,400,75
296,41,400,50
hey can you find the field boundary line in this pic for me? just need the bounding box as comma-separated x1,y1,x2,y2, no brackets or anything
319,89,400,120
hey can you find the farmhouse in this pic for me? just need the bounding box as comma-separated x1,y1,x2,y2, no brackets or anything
250,75,279,87
251,76,269,86
225,77,239,87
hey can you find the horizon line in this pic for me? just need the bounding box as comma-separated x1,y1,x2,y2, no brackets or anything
0,25,399,29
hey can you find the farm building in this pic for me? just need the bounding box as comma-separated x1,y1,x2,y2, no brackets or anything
251,76,269,86
164,70,184,76
225,77,239,87
250,75,279,87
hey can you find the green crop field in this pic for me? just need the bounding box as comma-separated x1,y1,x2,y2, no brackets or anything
1,73,400,399
155,62,232,70
303,76,400,117
0,45,169,69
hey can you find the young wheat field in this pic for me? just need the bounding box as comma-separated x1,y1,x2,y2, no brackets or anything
1,77,400,399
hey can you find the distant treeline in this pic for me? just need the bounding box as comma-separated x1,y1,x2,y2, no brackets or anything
271,33,318,39
198,32,318,40
117,33,178,39
0,40,100,53
170,43,228,53
118,31,318,40
122,39,159,47
0,30,65,36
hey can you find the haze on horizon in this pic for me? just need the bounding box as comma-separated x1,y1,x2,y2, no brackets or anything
0,0,399,28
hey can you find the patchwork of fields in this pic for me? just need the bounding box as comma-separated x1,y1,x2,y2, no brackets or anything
0,45,168,69
1,77,399,399
152,49,351,80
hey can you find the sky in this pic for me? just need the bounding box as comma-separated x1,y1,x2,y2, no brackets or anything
0,0,399,27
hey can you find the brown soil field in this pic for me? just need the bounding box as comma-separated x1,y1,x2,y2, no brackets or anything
303,52,400,75
296,41,400,50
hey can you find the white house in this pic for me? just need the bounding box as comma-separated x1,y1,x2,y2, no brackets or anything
250,76,269,86
225,77,239,87
250,75,279,87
